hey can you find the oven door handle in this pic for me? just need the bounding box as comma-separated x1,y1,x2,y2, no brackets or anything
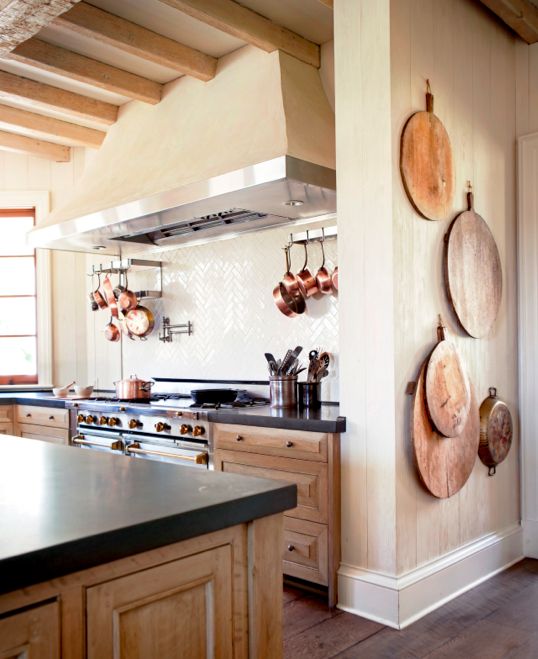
126,443,208,465
72,435,123,451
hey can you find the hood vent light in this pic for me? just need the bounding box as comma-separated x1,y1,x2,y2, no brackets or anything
114,208,270,245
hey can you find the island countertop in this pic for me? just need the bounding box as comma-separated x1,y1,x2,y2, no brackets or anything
0,436,297,595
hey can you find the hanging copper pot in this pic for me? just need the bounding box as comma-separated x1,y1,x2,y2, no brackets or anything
315,233,333,295
478,387,513,476
296,236,319,298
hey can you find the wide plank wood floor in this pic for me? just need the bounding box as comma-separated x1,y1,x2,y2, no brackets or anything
283,559,538,658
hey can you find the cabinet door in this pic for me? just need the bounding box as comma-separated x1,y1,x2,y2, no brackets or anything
0,422,14,435
215,449,328,523
87,545,234,659
0,601,60,659
18,424,69,445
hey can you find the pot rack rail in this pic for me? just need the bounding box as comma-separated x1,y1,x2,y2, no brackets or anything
289,225,337,245
89,258,163,300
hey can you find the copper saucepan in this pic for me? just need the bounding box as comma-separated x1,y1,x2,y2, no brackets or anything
118,272,138,312
104,316,120,342
281,244,302,297
273,245,305,317
332,266,338,292
296,235,319,298
273,282,305,317
315,232,333,295
92,273,107,310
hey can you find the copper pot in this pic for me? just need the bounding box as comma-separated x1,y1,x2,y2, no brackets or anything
113,375,154,400
331,266,339,292
104,317,120,342
92,274,107,310
273,282,305,317
281,245,302,297
117,273,138,312
296,239,319,298
315,237,333,295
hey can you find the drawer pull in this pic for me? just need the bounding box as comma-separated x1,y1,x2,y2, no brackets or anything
286,441,294,448
25,413,32,418
49,415,55,420
235,435,244,442
287,544,295,552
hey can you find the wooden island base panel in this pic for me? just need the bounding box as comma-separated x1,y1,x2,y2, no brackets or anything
0,514,284,659
213,423,341,607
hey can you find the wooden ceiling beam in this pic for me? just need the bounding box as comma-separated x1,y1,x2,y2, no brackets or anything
0,129,70,161
0,70,118,126
54,2,217,82
479,0,538,43
8,38,162,104
0,104,105,148
158,0,321,68
318,0,333,8
0,0,80,56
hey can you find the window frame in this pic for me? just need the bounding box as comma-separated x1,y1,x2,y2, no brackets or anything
0,192,51,387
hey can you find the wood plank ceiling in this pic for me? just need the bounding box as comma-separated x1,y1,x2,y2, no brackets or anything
0,0,334,162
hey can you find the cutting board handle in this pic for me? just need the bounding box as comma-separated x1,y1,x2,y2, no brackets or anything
436,314,446,342
466,180,474,210
426,79,434,113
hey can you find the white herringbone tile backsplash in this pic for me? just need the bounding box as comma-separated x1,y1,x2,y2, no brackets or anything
87,222,339,400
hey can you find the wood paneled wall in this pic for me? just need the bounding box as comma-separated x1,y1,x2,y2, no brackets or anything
391,0,519,574
0,148,89,387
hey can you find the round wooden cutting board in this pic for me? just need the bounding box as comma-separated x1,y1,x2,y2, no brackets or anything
425,338,471,437
400,86,454,221
445,192,502,338
413,362,479,499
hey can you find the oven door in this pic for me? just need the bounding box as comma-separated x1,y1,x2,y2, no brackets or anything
71,429,125,454
123,434,208,468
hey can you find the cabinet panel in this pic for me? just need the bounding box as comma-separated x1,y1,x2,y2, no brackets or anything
18,424,69,445
215,449,327,523
16,406,68,429
0,422,14,435
87,545,234,659
283,518,328,586
0,601,59,659
0,405,13,423
214,424,328,461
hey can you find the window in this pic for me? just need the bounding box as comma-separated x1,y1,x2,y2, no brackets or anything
0,209,38,384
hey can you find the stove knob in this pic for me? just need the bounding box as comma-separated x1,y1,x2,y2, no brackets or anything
128,419,142,430
86,415,95,425
180,424,192,435
155,422,171,433
99,416,109,426
108,417,120,427
77,414,86,424
193,425,205,437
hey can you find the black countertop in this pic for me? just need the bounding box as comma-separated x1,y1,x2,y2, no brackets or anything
0,392,346,432
0,437,296,595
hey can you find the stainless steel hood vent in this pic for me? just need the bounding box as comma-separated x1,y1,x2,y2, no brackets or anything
116,208,268,246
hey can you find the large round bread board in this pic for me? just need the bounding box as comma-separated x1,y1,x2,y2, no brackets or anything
413,361,479,499
445,207,502,338
400,110,454,221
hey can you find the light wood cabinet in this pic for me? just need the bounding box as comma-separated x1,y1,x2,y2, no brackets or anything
0,600,60,659
0,405,14,436
0,516,284,659
214,423,340,606
14,406,70,445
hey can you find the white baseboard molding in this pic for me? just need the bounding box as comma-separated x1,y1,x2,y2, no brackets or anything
338,524,523,629
524,519,538,558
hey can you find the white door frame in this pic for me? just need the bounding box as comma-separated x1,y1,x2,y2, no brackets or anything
518,132,538,558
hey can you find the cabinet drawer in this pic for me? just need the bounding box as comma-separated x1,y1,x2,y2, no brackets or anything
283,518,328,586
17,405,69,429
19,423,69,445
215,449,327,523
214,423,328,461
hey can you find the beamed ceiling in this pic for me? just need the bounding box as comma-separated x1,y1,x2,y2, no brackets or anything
0,0,534,163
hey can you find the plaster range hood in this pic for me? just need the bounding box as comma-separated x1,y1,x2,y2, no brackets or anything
28,46,336,256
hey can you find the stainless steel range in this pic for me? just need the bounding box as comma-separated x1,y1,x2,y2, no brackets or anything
67,386,269,469
67,395,213,469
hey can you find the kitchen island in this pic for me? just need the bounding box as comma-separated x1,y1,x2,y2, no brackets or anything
0,436,296,658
